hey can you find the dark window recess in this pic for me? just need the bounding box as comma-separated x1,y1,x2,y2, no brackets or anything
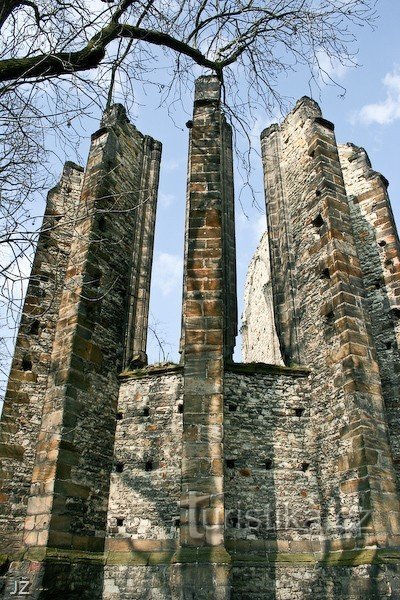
21,357,32,371
98,216,107,232
385,341,393,350
312,214,324,228
174,517,180,527
315,189,321,197
226,459,235,469
143,407,150,417
392,308,400,319
248,519,259,529
294,408,304,418
309,150,315,158
265,459,273,470
116,412,123,421
374,281,382,290
177,404,183,414
320,268,330,280
228,515,239,528
379,240,387,247
115,462,124,473
29,320,40,335
145,460,153,472
301,462,310,472
325,310,335,325
228,403,237,412
305,520,314,528
116,518,124,527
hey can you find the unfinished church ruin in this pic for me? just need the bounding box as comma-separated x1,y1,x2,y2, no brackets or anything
1,74,400,598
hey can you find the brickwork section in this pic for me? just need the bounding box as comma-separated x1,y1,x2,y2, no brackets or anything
106,370,183,543
261,98,400,549
19,105,161,560
180,76,237,555
339,144,400,491
0,162,84,554
224,369,320,544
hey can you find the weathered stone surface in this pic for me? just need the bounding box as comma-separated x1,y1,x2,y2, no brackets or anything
2,86,400,599
241,231,283,364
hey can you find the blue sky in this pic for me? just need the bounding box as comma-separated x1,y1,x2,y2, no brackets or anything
2,1,400,384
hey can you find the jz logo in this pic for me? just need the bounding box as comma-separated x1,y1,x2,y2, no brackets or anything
10,578,30,596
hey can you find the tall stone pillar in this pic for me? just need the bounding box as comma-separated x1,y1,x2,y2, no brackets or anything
339,143,400,491
178,75,236,597
261,98,400,551
123,135,161,368
0,162,84,555
1,105,161,598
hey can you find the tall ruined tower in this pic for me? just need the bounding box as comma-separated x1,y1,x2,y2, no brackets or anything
1,79,400,599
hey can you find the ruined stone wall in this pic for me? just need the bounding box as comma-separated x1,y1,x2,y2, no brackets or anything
261,98,400,549
0,106,161,599
241,232,283,364
22,105,161,554
224,367,318,545
106,368,183,544
0,162,84,554
339,144,400,490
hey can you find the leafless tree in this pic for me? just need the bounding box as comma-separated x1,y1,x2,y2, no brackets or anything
0,0,376,381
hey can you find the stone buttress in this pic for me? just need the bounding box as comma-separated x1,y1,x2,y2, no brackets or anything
0,105,160,598
0,162,84,556
260,97,400,592
338,144,400,491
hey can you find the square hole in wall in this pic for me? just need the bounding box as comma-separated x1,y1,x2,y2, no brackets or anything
312,214,324,228
294,408,304,418
115,462,124,473
116,518,124,527
143,407,150,417
116,412,123,420
228,515,239,528
265,459,273,470
228,403,237,412
145,460,153,471
177,404,183,414
226,459,235,469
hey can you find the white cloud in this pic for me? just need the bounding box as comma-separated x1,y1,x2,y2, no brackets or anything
153,252,183,296
237,211,267,241
252,214,267,239
316,50,348,83
159,192,175,208
357,68,400,125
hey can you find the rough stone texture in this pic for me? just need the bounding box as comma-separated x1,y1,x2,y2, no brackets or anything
0,105,161,598
241,231,283,364
180,76,236,558
224,368,319,543
0,162,84,555
261,98,400,549
338,143,400,492
2,84,400,599
106,369,183,542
